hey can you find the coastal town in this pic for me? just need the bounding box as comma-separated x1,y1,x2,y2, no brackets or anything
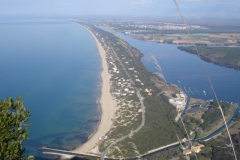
120,22,207,32
105,20,240,46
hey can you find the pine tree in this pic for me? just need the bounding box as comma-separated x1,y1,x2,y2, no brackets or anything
0,96,31,159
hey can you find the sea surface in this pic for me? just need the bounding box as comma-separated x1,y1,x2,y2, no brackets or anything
0,19,102,158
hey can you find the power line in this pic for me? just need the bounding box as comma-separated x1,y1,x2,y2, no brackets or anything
172,0,238,159
151,53,198,160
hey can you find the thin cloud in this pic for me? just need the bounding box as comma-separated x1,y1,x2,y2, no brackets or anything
131,0,154,5
184,0,203,2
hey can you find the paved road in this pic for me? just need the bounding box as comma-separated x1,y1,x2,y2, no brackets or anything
39,147,100,158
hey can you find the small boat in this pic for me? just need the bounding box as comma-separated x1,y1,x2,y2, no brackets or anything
177,80,181,83
203,90,206,95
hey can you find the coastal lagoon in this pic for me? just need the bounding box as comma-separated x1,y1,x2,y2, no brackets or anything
0,19,102,157
119,32,240,141
118,32,240,105
98,25,240,105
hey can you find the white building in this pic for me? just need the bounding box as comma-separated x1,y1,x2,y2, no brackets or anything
124,88,129,92
180,94,185,98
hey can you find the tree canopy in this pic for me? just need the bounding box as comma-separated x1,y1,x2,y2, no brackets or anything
0,96,31,159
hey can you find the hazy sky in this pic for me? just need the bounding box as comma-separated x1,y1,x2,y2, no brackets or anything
0,0,239,19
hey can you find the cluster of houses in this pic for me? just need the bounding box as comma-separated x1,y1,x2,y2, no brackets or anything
120,22,207,32
135,78,144,86
106,51,151,98
107,55,136,97
169,92,186,111
112,77,136,96
128,67,145,86
120,55,145,87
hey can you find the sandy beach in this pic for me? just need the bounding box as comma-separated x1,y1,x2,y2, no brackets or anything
73,25,116,154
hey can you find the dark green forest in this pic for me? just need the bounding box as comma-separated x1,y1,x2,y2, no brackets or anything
178,46,240,70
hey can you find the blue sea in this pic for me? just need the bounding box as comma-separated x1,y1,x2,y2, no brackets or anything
0,19,102,157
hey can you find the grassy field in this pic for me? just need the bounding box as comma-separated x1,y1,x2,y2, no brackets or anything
131,33,240,46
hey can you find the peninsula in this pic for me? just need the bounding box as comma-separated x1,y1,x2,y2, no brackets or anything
77,24,239,160
67,23,186,159
42,22,239,160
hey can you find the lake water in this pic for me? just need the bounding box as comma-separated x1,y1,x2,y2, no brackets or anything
118,32,240,105
0,19,102,158
98,26,240,142
191,104,201,109
117,32,240,141
97,27,240,156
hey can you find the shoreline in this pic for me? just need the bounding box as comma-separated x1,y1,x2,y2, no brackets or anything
73,24,116,154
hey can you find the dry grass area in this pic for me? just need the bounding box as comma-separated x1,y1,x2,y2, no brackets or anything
210,33,240,38
151,75,181,98
173,40,192,44
99,98,141,152
224,122,240,136
188,98,207,107
186,108,206,120
132,33,240,45
185,98,208,120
